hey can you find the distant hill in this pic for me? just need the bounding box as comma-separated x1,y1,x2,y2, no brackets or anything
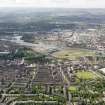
0,8,105,24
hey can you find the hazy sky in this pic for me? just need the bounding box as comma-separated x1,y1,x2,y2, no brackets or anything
0,0,105,8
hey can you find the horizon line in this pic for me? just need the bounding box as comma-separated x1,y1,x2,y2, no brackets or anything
0,6,105,9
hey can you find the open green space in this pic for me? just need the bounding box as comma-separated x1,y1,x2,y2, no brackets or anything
53,48,96,60
76,71,96,80
68,86,78,93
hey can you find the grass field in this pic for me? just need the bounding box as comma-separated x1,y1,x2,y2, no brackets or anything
76,71,96,80
52,48,95,60
68,86,78,93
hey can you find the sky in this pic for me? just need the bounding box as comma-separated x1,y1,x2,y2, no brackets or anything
0,0,105,8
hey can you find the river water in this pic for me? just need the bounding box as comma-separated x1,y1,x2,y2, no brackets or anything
2,35,58,53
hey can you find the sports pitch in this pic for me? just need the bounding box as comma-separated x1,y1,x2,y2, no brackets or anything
76,71,96,80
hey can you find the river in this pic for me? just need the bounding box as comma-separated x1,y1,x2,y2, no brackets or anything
1,35,58,53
